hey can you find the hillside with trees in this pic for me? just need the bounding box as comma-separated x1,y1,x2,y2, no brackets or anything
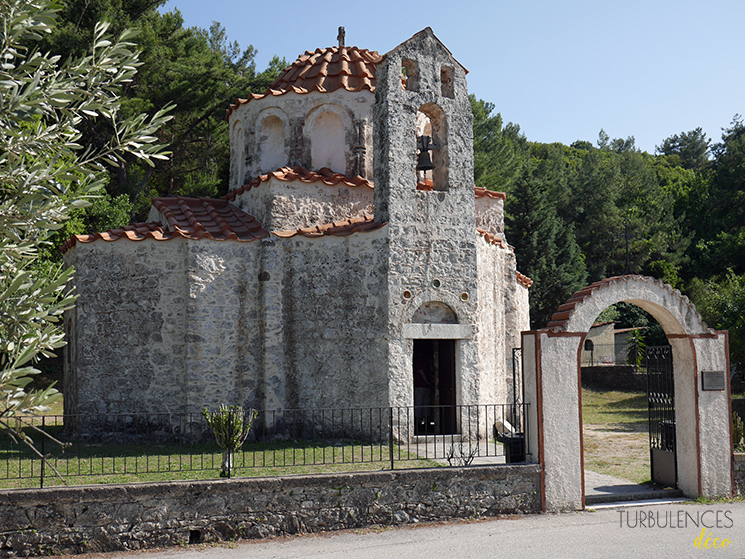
473,97,745,376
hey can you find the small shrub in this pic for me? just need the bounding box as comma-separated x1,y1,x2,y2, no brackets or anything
734,411,745,451
202,405,257,478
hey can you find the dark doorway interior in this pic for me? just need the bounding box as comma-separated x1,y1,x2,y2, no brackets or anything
413,339,456,435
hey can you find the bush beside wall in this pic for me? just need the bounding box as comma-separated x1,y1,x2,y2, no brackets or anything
735,453,745,498
0,464,540,557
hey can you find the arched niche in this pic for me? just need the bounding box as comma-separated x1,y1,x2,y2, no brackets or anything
411,301,458,324
230,118,244,187
306,103,352,175
255,107,289,174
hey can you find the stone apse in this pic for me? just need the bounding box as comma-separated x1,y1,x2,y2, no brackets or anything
521,275,734,511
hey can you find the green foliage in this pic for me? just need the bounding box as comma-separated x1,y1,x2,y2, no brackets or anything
656,128,710,171
470,95,528,193
202,405,257,477
625,329,646,369
733,411,744,450
506,151,587,328
36,2,284,215
689,271,745,372
0,0,171,449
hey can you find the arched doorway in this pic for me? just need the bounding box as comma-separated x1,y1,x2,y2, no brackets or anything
522,275,733,511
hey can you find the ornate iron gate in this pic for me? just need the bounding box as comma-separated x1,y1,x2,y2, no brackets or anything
646,345,677,487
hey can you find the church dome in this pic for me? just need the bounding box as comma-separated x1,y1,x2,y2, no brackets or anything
227,46,381,119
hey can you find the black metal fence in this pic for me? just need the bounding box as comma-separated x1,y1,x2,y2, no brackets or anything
0,403,530,489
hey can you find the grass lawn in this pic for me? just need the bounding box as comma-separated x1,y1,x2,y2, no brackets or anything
581,387,651,484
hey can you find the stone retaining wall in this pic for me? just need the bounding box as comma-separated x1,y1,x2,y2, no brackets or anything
735,453,745,497
0,465,540,557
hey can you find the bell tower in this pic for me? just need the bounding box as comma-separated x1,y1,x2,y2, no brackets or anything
374,28,480,410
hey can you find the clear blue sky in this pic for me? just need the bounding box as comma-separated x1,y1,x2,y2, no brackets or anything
160,0,744,154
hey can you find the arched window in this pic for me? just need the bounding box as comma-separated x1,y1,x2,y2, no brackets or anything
416,103,448,191
310,111,345,173
402,58,419,92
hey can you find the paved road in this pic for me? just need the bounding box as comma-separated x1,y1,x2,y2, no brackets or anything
93,501,745,559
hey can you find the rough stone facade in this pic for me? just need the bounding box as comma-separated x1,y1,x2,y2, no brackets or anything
0,465,541,557
63,28,532,429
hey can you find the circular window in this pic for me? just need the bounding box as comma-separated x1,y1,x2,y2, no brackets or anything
403,290,412,300
432,279,441,288
460,292,469,301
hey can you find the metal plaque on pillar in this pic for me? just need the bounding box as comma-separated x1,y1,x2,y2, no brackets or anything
701,371,726,391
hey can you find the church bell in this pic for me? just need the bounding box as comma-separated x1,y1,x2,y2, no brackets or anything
416,135,436,172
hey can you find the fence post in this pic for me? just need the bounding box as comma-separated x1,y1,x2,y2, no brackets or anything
40,416,45,489
389,407,394,471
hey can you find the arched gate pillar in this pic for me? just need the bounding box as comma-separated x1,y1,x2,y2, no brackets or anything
521,276,733,512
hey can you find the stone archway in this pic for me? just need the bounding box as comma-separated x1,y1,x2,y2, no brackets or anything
521,275,733,511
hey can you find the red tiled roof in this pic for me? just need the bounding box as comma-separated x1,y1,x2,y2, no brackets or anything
274,215,384,239
516,271,534,288
61,198,269,253
225,166,372,202
151,197,268,241
227,46,381,119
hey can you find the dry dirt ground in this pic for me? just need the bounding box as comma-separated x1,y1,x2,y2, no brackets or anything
582,423,650,483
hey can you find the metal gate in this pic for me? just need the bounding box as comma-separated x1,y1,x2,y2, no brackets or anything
646,345,677,487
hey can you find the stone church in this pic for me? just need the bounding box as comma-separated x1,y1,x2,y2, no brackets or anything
62,28,532,432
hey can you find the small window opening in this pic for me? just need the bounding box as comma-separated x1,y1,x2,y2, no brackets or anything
441,66,454,98
189,530,201,544
402,58,419,92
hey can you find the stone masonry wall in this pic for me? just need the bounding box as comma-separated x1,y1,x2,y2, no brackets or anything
0,465,541,557
184,240,263,413
374,30,480,411
230,90,375,189
476,236,506,404
233,179,374,232
274,229,390,410
64,238,189,416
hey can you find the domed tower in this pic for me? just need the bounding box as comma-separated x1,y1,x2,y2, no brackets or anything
225,32,380,232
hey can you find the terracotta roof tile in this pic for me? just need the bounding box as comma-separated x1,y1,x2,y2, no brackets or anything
61,198,269,253
475,187,506,200
274,215,384,239
227,46,381,119
151,197,268,241
516,271,534,288
61,222,173,254
225,166,373,201
477,228,508,249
